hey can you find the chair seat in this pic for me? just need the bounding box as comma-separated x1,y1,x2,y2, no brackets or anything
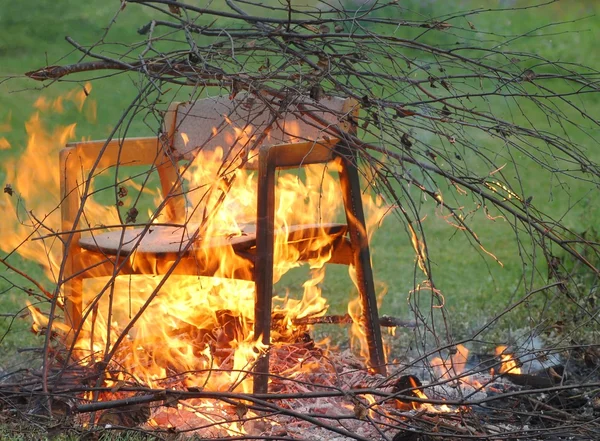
78,223,347,256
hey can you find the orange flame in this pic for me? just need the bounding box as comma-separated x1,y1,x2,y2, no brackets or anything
2,88,389,408
492,345,521,375
0,89,88,284
431,344,469,380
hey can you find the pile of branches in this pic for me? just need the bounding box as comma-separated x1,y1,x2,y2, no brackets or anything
1,343,600,440
1,0,599,439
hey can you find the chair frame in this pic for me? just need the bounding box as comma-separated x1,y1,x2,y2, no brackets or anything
59,94,386,394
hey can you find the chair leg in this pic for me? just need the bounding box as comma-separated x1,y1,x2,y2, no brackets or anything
63,274,83,335
253,149,276,394
338,152,387,376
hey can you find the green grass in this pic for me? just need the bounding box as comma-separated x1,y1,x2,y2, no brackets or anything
0,0,600,420
1,1,600,436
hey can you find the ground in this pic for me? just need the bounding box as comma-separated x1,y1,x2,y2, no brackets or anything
0,0,599,439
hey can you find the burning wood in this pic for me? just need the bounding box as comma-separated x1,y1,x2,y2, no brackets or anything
1,0,600,439
292,313,416,328
4,85,596,440
10,85,390,397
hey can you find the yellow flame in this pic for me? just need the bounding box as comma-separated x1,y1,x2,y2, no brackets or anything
4,89,388,411
493,345,521,375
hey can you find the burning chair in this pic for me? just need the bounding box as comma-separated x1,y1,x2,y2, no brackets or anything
59,92,386,393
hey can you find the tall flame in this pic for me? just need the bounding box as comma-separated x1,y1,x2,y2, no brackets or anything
3,88,389,403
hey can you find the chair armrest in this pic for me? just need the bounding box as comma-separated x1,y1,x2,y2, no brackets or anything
63,137,163,170
59,136,183,231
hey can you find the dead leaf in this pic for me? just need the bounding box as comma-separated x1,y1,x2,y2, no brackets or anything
395,107,415,118
125,207,138,224
163,395,179,408
317,55,329,70
521,69,536,82
168,4,182,15
309,84,324,101
110,380,126,393
235,402,248,419
230,80,242,100
3,183,13,196
98,404,150,427
258,57,271,71
392,430,421,441
423,21,451,30
353,403,367,420
97,410,122,427
302,24,319,33
433,21,451,30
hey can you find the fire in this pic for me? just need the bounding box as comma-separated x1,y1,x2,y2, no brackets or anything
407,376,428,410
392,343,523,417
493,345,522,375
430,344,470,380
1,111,75,282
2,86,389,425
25,301,71,335
0,82,117,289
425,344,482,412
392,374,453,413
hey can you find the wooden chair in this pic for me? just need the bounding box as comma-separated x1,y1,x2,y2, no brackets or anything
59,92,386,393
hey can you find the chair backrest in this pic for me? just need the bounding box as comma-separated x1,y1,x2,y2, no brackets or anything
59,93,357,230
164,93,353,162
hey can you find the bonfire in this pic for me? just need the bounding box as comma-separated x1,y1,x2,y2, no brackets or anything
1,1,599,440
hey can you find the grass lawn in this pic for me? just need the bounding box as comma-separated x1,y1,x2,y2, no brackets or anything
1,0,600,437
